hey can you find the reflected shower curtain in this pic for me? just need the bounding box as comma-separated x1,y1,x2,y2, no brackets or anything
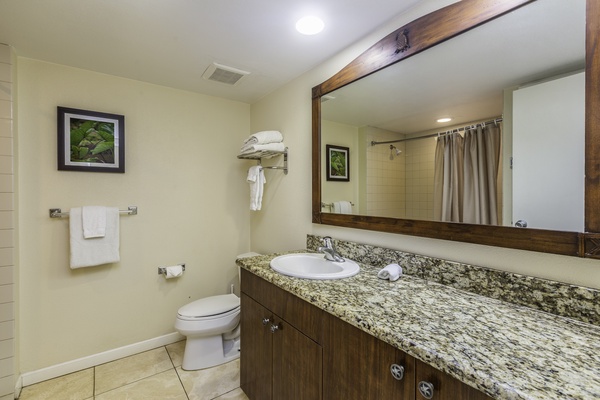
433,123,501,224
433,133,464,222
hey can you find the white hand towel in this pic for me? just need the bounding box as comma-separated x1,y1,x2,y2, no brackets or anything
70,207,120,269
332,201,341,213
377,263,402,281
82,206,107,238
339,201,352,214
247,166,266,211
243,130,283,145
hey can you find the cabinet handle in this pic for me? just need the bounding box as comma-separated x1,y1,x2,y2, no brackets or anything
418,381,434,399
270,323,281,333
262,317,271,326
390,364,405,381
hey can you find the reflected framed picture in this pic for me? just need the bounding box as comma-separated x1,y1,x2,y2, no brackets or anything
326,144,349,181
57,106,125,173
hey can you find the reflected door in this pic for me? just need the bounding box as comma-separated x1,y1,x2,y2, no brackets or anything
512,72,585,231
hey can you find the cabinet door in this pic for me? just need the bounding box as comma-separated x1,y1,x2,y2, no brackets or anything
415,360,493,400
323,313,415,399
272,318,323,400
240,294,273,400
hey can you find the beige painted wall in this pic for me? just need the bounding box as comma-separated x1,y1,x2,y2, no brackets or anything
249,0,600,289
17,59,252,371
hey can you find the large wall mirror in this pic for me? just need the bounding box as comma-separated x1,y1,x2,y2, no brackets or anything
312,0,600,257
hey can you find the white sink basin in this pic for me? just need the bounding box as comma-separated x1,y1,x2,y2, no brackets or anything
270,253,360,280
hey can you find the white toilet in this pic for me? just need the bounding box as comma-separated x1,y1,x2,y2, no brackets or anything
174,252,259,370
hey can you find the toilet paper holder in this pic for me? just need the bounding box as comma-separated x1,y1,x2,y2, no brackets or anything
158,264,186,275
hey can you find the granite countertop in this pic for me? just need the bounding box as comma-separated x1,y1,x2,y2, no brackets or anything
237,252,600,400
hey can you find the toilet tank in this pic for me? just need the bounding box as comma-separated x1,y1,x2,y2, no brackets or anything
235,252,260,294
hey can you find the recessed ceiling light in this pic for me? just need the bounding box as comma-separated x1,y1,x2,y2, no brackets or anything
296,16,324,35
437,117,452,123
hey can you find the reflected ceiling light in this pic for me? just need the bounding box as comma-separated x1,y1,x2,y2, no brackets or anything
296,16,324,35
437,117,452,123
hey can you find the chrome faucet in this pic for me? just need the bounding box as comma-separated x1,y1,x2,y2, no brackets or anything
318,236,345,262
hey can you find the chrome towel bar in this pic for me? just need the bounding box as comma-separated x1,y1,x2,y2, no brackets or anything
49,206,138,218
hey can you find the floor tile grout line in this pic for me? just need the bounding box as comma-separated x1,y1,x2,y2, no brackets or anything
165,344,191,400
93,366,178,397
93,346,176,396
174,365,191,400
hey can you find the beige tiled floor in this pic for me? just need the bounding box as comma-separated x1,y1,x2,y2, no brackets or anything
18,341,249,400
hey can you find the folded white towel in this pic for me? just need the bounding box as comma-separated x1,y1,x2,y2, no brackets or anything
70,207,120,269
82,206,107,238
240,142,286,155
377,263,402,281
247,166,266,211
243,130,283,146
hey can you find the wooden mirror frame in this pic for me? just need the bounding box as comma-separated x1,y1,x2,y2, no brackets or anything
312,0,600,258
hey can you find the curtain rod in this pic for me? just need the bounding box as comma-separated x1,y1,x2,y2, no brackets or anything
370,117,503,146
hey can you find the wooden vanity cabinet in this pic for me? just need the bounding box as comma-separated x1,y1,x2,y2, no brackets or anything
415,359,493,400
241,270,493,400
323,312,415,399
240,270,323,400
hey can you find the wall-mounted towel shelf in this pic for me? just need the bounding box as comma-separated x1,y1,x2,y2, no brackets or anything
238,148,288,175
49,206,138,218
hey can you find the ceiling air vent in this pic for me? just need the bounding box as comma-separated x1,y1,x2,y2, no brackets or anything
202,63,250,86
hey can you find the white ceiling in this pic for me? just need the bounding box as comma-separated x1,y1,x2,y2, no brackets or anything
322,0,586,136
0,0,424,103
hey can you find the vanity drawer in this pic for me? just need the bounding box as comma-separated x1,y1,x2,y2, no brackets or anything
241,269,323,344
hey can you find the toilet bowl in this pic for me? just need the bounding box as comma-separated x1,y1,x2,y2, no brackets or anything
175,293,241,370
174,252,259,370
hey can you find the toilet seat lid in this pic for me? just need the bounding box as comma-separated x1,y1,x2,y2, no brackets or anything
178,294,240,318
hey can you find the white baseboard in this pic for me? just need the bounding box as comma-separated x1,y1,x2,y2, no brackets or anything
13,375,22,399
19,332,184,388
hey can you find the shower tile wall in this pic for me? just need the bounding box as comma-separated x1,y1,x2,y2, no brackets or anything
365,130,406,218
404,137,436,220
0,44,15,400
365,128,436,220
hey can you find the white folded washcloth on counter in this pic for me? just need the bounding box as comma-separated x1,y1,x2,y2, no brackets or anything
243,130,283,146
377,263,402,281
239,142,286,156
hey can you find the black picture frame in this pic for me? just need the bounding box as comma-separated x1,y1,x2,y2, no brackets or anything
57,106,125,173
326,144,349,181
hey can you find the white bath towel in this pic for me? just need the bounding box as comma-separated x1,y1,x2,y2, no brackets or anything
247,166,266,211
243,130,283,145
239,142,286,156
82,206,107,238
377,263,403,281
332,201,352,214
70,207,120,269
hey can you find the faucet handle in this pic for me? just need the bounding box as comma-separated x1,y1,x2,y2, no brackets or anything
323,236,334,247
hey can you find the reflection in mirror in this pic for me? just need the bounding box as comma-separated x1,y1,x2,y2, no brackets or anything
320,0,585,231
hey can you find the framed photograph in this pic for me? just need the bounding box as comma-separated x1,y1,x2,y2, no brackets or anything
326,144,350,181
57,106,125,173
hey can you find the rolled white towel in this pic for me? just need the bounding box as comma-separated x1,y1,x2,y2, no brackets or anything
377,263,402,281
243,130,283,145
